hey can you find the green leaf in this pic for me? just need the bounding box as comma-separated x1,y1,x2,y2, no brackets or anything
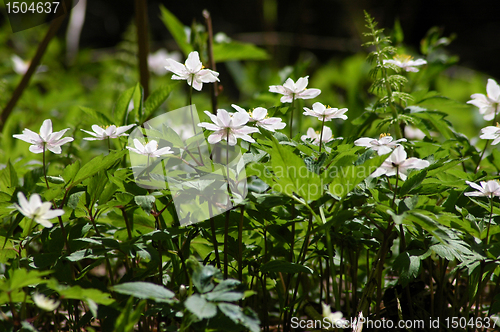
399,170,427,196
267,136,324,201
205,279,243,302
134,195,156,215
80,106,113,126
185,294,217,319
213,41,269,62
218,303,261,332
159,5,193,56
393,250,422,287
187,256,222,294
47,281,114,305
260,260,313,274
114,297,146,332
0,160,18,195
70,150,126,188
324,152,388,199
142,83,177,122
114,86,136,126
0,268,52,292
111,282,175,303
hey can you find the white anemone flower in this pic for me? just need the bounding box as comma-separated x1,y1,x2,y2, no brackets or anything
232,104,286,132
81,124,136,141
127,139,174,158
11,54,47,75
164,51,219,91
269,76,321,103
303,102,348,122
15,192,64,228
353,312,364,332
467,79,500,121
321,303,348,328
13,119,74,154
33,292,60,311
371,145,429,181
464,180,500,198
354,133,407,155
301,127,340,145
383,54,427,72
480,124,500,145
198,109,259,145
148,49,181,75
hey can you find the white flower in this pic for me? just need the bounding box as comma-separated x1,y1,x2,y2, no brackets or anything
321,303,348,328
467,79,500,121
269,76,321,103
81,124,136,141
383,54,427,72
371,146,429,181
32,292,60,311
11,54,47,75
126,139,174,158
13,119,74,154
480,125,500,145
164,51,219,91
198,109,259,146
354,134,407,155
464,180,500,198
301,127,340,145
303,102,348,122
232,104,286,132
15,192,64,228
148,49,181,75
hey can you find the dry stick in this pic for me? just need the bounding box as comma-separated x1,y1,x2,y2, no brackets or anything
0,13,67,130
134,0,150,99
203,10,218,116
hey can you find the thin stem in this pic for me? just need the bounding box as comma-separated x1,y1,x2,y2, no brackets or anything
42,145,49,189
224,131,230,278
475,140,490,174
486,196,494,246
289,97,295,138
319,116,326,153
238,206,244,282
208,204,221,269
107,137,111,153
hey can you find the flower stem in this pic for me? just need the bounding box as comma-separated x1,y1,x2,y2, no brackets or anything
208,204,221,269
224,131,231,278
289,97,295,138
107,137,111,153
238,206,244,282
319,116,326,153
475,140,490,174
486,196,494,246
42,145,49,189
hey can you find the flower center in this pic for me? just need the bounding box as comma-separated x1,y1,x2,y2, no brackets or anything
394,54,413,63
379,133,391,139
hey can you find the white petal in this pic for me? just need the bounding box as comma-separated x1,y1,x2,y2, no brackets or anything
487,79,500,101
29,144,45,154
39,119,53,140
185,51,203,72
294,76,309,92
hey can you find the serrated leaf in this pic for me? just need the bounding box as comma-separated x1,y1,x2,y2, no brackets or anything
134,195,156,214
114,86,136,126
184,294,217,319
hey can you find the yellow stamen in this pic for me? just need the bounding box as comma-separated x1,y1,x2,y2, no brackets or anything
379,133,391,139
496,122,500,128
394,54,413,62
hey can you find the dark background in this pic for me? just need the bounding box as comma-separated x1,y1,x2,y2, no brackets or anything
3,0,500,77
